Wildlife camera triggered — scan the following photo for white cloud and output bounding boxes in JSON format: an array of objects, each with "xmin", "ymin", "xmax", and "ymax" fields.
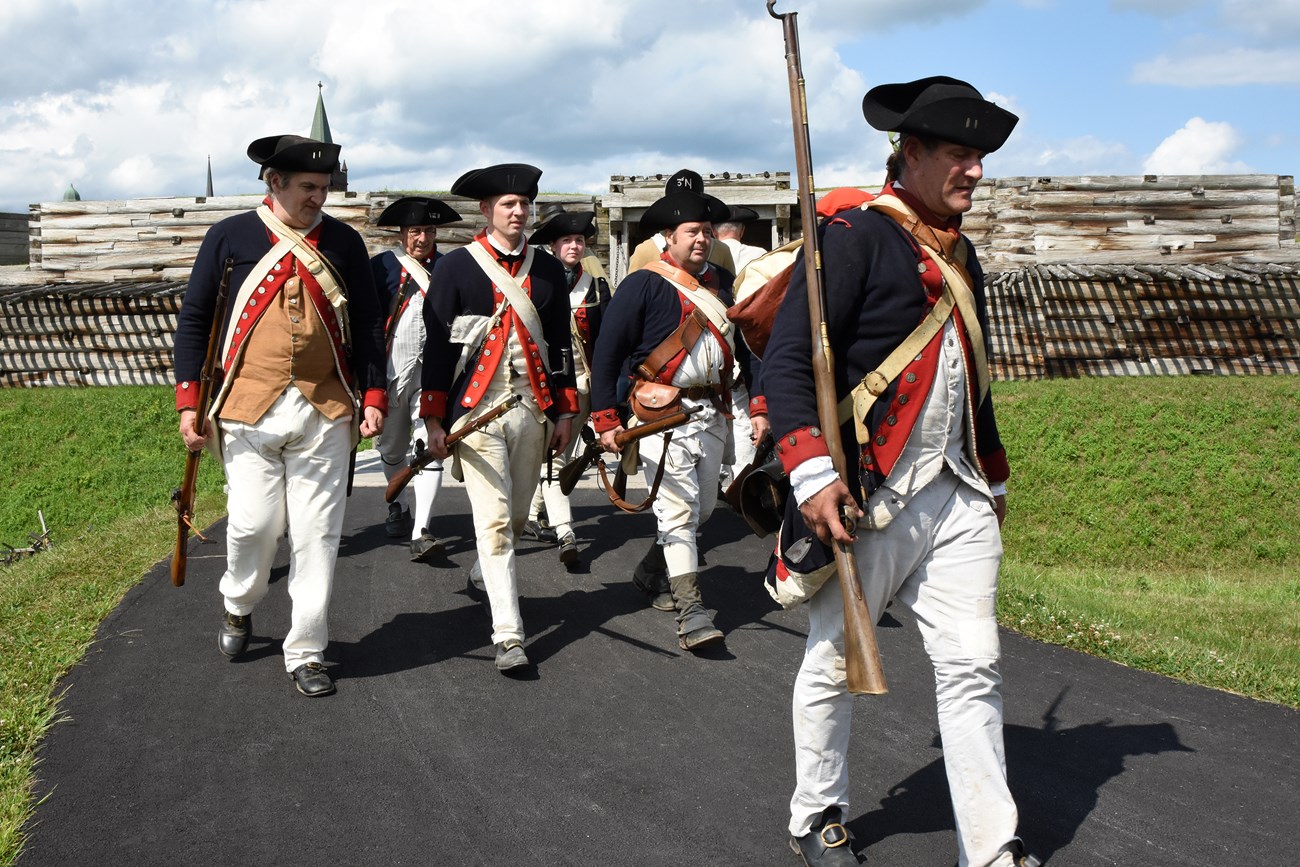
[
  {"xmin": 1142, "ymin": 117, "xmax": 1250, "ymax": 174},
  {"xmin": 1134, "ymin": 46, "xmax": 1300, "ymax": 86},
  {"xmin": 1219, "ymin": 0, "xmax": 1300, "ymax": 44},
  {"xmin": 0, "ymin": 0, "xmax": 889, "ymax": 210}
]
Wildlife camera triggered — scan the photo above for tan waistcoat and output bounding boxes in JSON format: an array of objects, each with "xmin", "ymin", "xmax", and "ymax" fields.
[{"xmin": 219, "ymin": 274, "xmax": 352, "ymax": 424}]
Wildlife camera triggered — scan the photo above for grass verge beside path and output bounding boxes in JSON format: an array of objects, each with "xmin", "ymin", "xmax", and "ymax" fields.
[
  {"xmin": 0, "ymin": 386, "xmax": 225, "ymax": 866},
  {"xmin": 0, "ymin": 377, "xmax": 1297, "ymax": 866},
  {"xmin": 995, "ymin": 375, "xmax": 1299, "ymax": 707}
]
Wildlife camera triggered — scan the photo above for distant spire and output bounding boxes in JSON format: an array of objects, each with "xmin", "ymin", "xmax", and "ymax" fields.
[
  {"xmin": 63, "ymin": 183, "xmax": 81, "ymax": 202},
  {"xmin": 311, "ymin": 81, "xmax": 333, "ymax": 144},
  {"xmin": 206, "ymin": 155, "xmax": 214, "ymax": 197}
]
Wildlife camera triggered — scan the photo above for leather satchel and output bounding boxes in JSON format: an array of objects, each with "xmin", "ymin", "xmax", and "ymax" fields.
[{"xmin": 628, "ymin": 378, "xmax": 683, "ymax": 423}]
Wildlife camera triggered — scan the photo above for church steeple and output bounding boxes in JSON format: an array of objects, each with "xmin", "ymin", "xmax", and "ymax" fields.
[
  {"xmin": 309, "ymin": 82, "xmax": 347, "ymax": 192},
  {"xmin": 311, "ymin": 81, "xmax": 333, "ymax": 143}
]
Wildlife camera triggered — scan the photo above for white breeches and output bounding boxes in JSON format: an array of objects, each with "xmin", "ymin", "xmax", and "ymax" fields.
[
  {"xmin": 637, "ymin": 414, "xmax": 727, "ymax": 578},
  {"xmin": 218, "ymin": 387, "xmax": 352, "ymax": 672},
  {"xmin": 379, "ymin": 377, "xmax": 443, "ymax": 539},
  {"xmin": 459, "ymin": 381, "xmax": 548, "ymax": 645},
  {"xmin": 789, "ymin": 470, "xmax": 1019, "ymax": 867},
  {"xmin": 529, "ymin": 391, "xmax": 591, "ymax": 536}
]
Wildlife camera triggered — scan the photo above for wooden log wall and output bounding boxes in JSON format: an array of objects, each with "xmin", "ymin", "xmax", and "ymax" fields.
[
  {"xmin": 0, "ymin": 213, "xmax": 27, "ymax": 265},
  {"xmin": 3, "ymin": 176, "xmax": 1298, "ymax": 387},
  {"xmin": 986, "ymin": 262, "xmax": 1300, "ymax": 379},
  {"xmin": 0, "ymin": 281, "xmax": 183, "ymax": 387},
  {"xmin": 27, "ymin": 192, "xmax": 601, "ymax": 283},
  {"xmin": 4, "ymin": 191, "xmax": 601, "ymax": 387},
  {"xmin": 964, "ymin": 175, "xmax": 1297, "ymax": 267}
]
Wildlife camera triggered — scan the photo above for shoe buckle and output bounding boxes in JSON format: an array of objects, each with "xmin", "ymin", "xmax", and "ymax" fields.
[{"xmin": 819, "ymin": 822, "xmax": 849, "ymax": 849}]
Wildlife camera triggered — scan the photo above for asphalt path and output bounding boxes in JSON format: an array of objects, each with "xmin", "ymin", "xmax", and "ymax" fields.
[{"xmin": 21, "ymin": 452, "xmax": 1300, "ymax": 866}]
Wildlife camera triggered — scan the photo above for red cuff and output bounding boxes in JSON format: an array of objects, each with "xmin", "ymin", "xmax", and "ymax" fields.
[
  {"xmin": 979, "ymin": 447, "xmax": 1010, "ymax": 485},
  {"xmin": 774, "ymin": 425, "xmax": 831, "ymax": 475},
  {"xmin": 748, "ymin": 395, "xmax": 767, "ymax": 416},
  {"xmin": 590, "ymin": 407, "xmax": 622, "ymax": 433},
  {"xmin": 362, "ymin": 388, "xmax": 388, "ymax": 416},
  {"xmin": 419, "ymin": 390, "xmax": 447, "ymax": 419},
  {"xmin": 175, "ymin": 381, "xmax": 200, "ymax": 412},
  {"xmin": 556, "ymin": 386, "xmax": 581, "ymax": 417}
]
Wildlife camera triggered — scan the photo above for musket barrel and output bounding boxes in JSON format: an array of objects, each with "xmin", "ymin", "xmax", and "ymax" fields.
[{"xmin": 770, "ymin": 3, "xmax": 887, "ymax": 695}]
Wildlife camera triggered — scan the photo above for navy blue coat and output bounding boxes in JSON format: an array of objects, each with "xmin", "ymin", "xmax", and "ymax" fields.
[
  {"xmin": 173, "ymin": 210, "xmax": 385, "ymax": 398},
  {"xmin": 762, "ymin": 205, "xmax": 1008, "ymax": 495},
  {"xmin": 419, "ymin": 242, "xmax": 576, "ymax": 426},
  {"xmin": 589, "ymin": 264, "xmax": 758, "ymax": 420}
]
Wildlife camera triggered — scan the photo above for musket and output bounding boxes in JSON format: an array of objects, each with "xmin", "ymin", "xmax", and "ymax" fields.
[
  {"xmin": 557, "ymin": 405, "xmax": 702, "ymax": 496},
  {"xmin": 384, "ymin": 393, "xmax": 522, "ymax": 503},
  {"xmin": 768, "ymin": 0, "xmax": 887, "ymax": 695},
  {"xmin": 170, "ymin": 257, "xmax": 234, "ymax": 588}
]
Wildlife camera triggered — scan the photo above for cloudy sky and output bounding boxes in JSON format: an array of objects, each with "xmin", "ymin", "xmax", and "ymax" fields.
[{"xmin": 0, "ymin": 0, "xmax": 1296, "ymax": 213}]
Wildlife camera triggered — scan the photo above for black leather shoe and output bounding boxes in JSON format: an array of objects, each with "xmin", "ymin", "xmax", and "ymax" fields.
[
  {"xmin": 495, "ymin": 640, "xmax": 530, "ymax": 672},
  {"xmin": 217, "ymin": 611, "xmax": 251, "ymax": 658},
  {"xmin": 385, "ymin": 503, "xmax": 413, "ymax": 538},
  {"xmin": 410, "ymin": 533, "xmax": 445, "ymax": 563},
  {"xmin": 521, "ymin": 520, "xmax": 558, "ymax": 544},
  {"xmin": 789, "ymin": 807, "xmax": 859, "ymax": 866},
  {"xmin": 290, "ymin": 662, "xmax": 336, "ymax": 697},
  {"xmin": 557, "ymin": 532, "xmax": 579, "ymax": 565}
]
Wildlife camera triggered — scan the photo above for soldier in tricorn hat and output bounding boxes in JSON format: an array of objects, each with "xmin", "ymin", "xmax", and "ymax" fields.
[
  {"xmin": 626, "ymin": 169, "xmax": 738, "ymax": 276},
  {"xmin": 417, "ymin": 163, "xmax": 579, "ymax": 674},
  {"xmin": 173, "ymin": 134, "xmax": 388, "ymax": 698},
  {"xmin": 590, "ymin": 188, "xmax": 769, "ymax": 652},
  {"xmin": 762, "ymin": 78, "xmax": 1041, "ymax": 866},
  {"xmin": 371, "ymin": 196, "xmax": 460, "ymax": 562},
  {"xmin": 521, "ymin": 206, "xmax": 612, "ymax": 565}
]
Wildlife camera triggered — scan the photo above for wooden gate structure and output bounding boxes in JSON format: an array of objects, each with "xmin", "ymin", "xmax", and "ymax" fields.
[{"xmin": 1, "ymin": 174, "xmax": 1297, "ymax": 387}]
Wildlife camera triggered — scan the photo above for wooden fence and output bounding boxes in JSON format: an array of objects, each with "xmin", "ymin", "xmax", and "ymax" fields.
[
  {"xmin": 24, "ymin": 192, "xmax": 603, "ymax": 281},
  {"xmin": 1, "ymin": 176, "xmax": 1297, "ymax": 387},
  {"xmin": 987, "ymin": 262, "xmax": 1300, "ymax": 379}
]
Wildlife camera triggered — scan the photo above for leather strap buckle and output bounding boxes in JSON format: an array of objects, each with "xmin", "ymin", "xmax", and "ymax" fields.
[{"xmin": 819, "ymin": 822, "xmax": 849, "ymax": 848}]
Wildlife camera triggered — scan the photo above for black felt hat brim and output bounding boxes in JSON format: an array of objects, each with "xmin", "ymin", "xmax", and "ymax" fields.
[
  {"xmin": 725, "ymin": 205, "xmax": 760, "ymax": 223},
  {"xmin": 376, "ymin": 197, "xmax": 461, "ymax": 228},
  {"xmin": 640, "ymin": 192, "xmax": 730, "ymax": 234},
  {"xmin": 451, "ymin": 163, "xmax": 542, "ymax": 201},
  {"xmin": 529, "ymin": 211, "xmax": 596, "ymax": 247},
  {"xmin": 247, "ymin": 135, "xmax": 341, "ymax": 179},
  {"xmin": 862, "ymin": 76, "xmax": 1018, "ymax": 153}
]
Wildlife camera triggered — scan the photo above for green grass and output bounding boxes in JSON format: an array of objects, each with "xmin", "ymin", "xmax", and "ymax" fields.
[
  {"xmin": 994, "ymin": 375, "xmax": 1300, "ymax": 707},
  {"xmin": 0, "ymin": 386, "xmax": 224, "ymax": 866},
  {"xmin": 0, "ymin": 377, "xmax": 1298, "ymax": 865}
]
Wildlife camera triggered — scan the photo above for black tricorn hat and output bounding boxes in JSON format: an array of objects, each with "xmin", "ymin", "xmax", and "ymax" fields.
[
  {"xmin": 862, "ymin": 76, "xmax": 1018, "ymax": 153},
  {"xmin": 376, "ymin": 196, "xmax": 460, "ymax": 228},
  {"xmin": 529, "ymin": 209, "xmax": 596, "ymax": 247},
  {"xmin": 665, "ymin": 168, "xmax": 704, "ymax": 194},
  {"xmin": 247, "ymin": 134, "xmax": 341, "ymax": 179},
  {"xmin": 451, "ymin": 163, "xmax": 542, "ymax": 201},
  {"xmin": 725, "ymin": 205, "xmax": 760, "ymax": 223},
  {"xmin": 640, "ymin": 191, "xmax": 730, "ymax": 234}
]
